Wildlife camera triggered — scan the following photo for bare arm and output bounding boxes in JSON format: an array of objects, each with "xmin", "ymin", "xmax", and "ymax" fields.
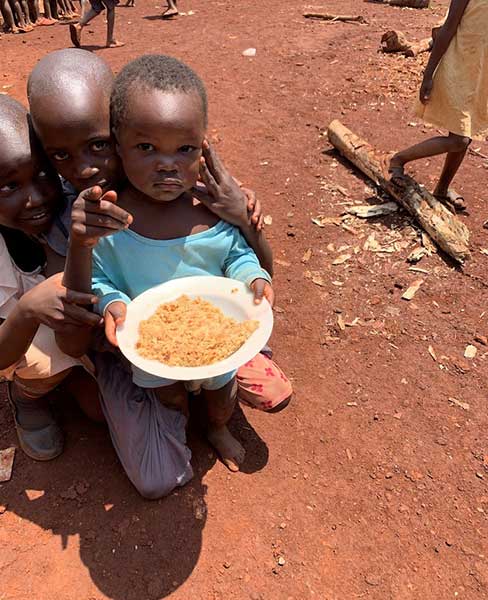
[
  {"xmin": 56, "ymin": 186, "xmax": 132, "ymax": 357},
  {"xmin": 0, "ymin": 308, "xmax": 39, "ymax": 370},
  {"xmin": 423, "ymin": 0, "xmax": 471, "ymax": 80}
]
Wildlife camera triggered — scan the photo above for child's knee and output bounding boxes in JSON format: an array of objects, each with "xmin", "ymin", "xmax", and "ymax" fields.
[{"xmin": 450, "ymin": 134, "xmax": 471, "ymax": 152}]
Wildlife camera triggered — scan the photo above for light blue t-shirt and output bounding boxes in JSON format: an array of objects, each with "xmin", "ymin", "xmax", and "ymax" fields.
[{"xmin": 92, "ymin": 220, "xmax": 270, "ymax": 314}]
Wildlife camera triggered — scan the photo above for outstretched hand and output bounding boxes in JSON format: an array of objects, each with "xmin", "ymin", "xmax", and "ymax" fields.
[
  {"xmin": 250, "ymin": 278, "xmax": 274, "ymax": 306},
  {"xmin": 71, "ymin": 186, "xmax": 133, "ymax": 248},
  {"xmin": 104, "ymin": 301, "xmax": 127, "ymax": 346},
  {"xmin": 193, "ymin": 139, "xmax": 264, "ymax": 230}
]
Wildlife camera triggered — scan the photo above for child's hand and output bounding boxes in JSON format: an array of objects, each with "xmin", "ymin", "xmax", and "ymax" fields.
[
  {"xmin": 71, "ymin": 186, "xmax": 133, "ymax": 248},
  {"xmin": 193, "ymin": 140, "xmax": 264, "ymax": 231},
  {"xmin": 104, "ymin": 301, "xmax": 127, "ymax": 346},
  {"xmin": 419, "ymin": 75, "xmax": 433, "ymax": 104},
  {"xmin": 18, "ymin": 273, "xmax": 101, "ymax": 331},
  {"xmin": 250, "ymin": 278, "xmax": 274, "ymax": 306}
]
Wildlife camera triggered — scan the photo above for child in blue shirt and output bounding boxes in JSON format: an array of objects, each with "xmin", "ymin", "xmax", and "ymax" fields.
[{"xmin": 67, "ymin": 55, "xmax": 274, "ymax": 473}]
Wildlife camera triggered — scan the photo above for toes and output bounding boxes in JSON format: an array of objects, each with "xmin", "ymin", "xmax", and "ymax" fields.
[{"xmin": 223, "ymin": 458, "xmax": 240, "ymax": 472}]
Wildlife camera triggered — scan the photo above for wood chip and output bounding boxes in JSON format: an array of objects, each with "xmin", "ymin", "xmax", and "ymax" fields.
[
  {"xmin": 263, "ymin": 215, "xmax": 273, "ymax": 226},
  {"xmin": 312, "ymin": 275, "xmax": 326, "ymax": 287},
  {"xmin": 346, "ymin": 202, "xmax": 398, "ymax": 218},
  {"xmin": 407, "ymin": 247, "xmax": 427, "ymax": 264},
  {"xmin": 337, "ymin": 314, "xmax": 346, "ymax": 331},
  {"xmin": 448, "ymin": 397, "xmax": 470, "ymax": 410},
  {"xmin": 428, "ymin": 345, "xmax": 437, "ymax": 361},
  {"xmin": 332, "ymin": 254, "xmax": 351, "ymax": 266},
  {"xmin": 312, "ymin": 215, "xmax": 342, "ymax": 228},
  {"xmin": 464, "ymin": 344, "xmax": 477, "ymax": 359},
  {"xmin": 275, "ymin": 259, "xmax": 291, "ymax": 267},
  {"xmin": 0, "ymin": 447, "xmax": 15, "ymax": 482},
  {"xmin": 301, "ymin": 248, "xmax": 312, "ymax": 263},
  {"xmin": 402, "ymin": 279, "xmax": 423, "ymax": 300},
  {"xmin": 408, "ymin": 267, "xmax": 430, "ymax": 274},
  {"xmin": 421, "ymin": 232, "xmax": 437, "ymax": 254},
  {"xmin": 346, "ymin": 448, "xmax": 353, "ymax": 461}
]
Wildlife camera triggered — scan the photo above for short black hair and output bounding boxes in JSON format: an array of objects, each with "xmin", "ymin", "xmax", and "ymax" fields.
[{"xmin": 110, "ymin": 54, "xmax": 208, "ymax": 130}]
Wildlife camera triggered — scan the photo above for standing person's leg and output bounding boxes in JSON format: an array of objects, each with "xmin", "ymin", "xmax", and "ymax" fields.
[
  {"xmin": 18, "ymin": 0, "xmax": 33, "ymax": 25},
  {"xmin": 162, "ymin": 0, "xmax": 177, "ymax": 18},
  {"xmin": 433, "ymin": 132, "xmax": 471, "ymax": 210},
  {"xmin": 0, "ymin": 0, "xmax": 19, "ymax": 31},
  {"xmin": 38, "ymin": 0, "xmax": 57, "ymax": 22},
  {"xmin": 8, "ymin": 0, "xmax": 32, "ymax": 30},
  {"xmin": 26, "ymin": 0, "xmax": 39, "ymax": 23},
  {"xmin": 203, "ymin": 376, "xmax": 245, "ymax": 472},
  {"xmin": 69, "ymin": 0, "xmax": 99, "ymax": 46},
  {"xmin": 105, "ymin": 3, "xmax": 123, "ymax": 47}
]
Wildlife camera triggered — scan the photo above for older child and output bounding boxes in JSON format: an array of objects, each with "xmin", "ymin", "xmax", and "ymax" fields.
[
  {"xmin": 28, "ymin": 48, "xmax": 292, "ymax": 416},
  {"xmin": 0, "ymin": 95, "xmax": 102, "ymax": 461},
  {"xmin": 389, "ymin": 0, "xmax": 488, "ymax": 211}
]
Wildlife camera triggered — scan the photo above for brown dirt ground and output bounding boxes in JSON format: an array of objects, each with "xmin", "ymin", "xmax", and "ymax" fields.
[{"xmin": 1, "ymin": 0, "xmax": 488, "ymax": 598}]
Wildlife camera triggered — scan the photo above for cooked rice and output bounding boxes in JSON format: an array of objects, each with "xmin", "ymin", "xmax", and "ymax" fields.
[{"xmin": 136, "ymin": 295, "xmax": 259, "ymax": 366}]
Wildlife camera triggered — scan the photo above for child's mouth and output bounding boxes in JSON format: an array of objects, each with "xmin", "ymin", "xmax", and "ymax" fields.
[{"xmin": 20, "ymin": 209, "xmax": 51, "ymax": 223}]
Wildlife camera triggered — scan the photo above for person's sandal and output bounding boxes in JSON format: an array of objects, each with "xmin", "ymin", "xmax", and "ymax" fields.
[{"xmin": 6, "ymin": 382, "xmax": 64, "ymax": 461}]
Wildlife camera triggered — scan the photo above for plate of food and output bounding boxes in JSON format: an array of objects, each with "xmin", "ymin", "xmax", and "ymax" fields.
[{"xmin": 116, "ymin": 276, "xmax": 274, "ymax": 381}]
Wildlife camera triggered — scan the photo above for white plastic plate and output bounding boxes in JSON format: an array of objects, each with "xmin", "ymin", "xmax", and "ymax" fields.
[{"xmin": 116, "ymin": 276, "xmax": 274, "ymax": 380}]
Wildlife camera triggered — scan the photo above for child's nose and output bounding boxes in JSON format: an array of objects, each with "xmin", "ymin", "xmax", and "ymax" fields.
[
  {"xmin": 26, "ymin": 186, "xmax": 45, "ymax": 208},
  {"xmin": 156, "ymin": 155, "xmax": 177, "ymax": 171}
]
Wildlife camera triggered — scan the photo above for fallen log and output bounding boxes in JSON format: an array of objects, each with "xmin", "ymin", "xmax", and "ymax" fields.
[
  {"xmin": 303, "ymin": 11, "xmax": 367, "ymax": 23},
  {"xmin": 383, "ymin": 0, "xmax": 430, "ymax": 7},
  {"xmin": 327, "ymin": 120, "xmax": 470, "ymax": 263},
  {"xmin": 381, "ymin": 30, "xmax": 433, "ymax": 57}
]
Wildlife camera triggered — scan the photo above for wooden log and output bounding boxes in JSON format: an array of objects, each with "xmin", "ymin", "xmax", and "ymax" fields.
[
  {"xmin": 303, "ymin": 11, "xmax": 367, "ymax": 23},
  {"xmin": 327, "ymin": 120, "xmax": 470, "ymax": 263},
  {"xmin": 386, "ymin": 0, "xmax": 430, "ymax": 7},
  {"xmin": 381, "ymin": 30, "xmax": 432, "ymax": 57}
]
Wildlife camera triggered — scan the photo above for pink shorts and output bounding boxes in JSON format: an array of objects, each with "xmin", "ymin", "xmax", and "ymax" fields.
[{"xmin": 236, "ymin": 352, "xmax": 292, "ymax": 411}]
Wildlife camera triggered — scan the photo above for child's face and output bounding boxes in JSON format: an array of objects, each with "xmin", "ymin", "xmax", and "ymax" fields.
[
  {"xmin": 31, "ymin": 94, "xmax": 122, "ymax": 194},
  {"xmin": 116, "ymin": 89, "xmax": 205, "ymax": 203},
  {"xmin": 0, "ymin": 132, "xmax": 61, "ymax": 236}
]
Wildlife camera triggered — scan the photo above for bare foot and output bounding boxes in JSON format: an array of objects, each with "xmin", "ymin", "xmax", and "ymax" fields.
[
  {"xmin": 18, "ymin": 24, "xmax": 34, "ymax": 32},
  {"xmin": 69, "ymin": 22, "xmax": 81, "ymax": 46},
  {"xmin": 162, "ymin": 6, "xmax": 178, "ymax": 18},
  {"xmin": 106, "ymin": 39, "xmax": 125, "ymax": 47},
  {"xmin": 207, "ymin": 425, "xmax": 245, "ymax": 472}
]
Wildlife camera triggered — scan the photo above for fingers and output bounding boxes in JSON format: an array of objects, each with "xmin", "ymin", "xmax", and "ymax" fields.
[
  {"xmin": 72, "ymin": 200, "xmax": 132, "ymax": 227},
  {"xmin": 201, "ymin": 139, "xmax": 224, "ymax": 184},
  {"xmin": 199, "ymin": 156, "xmax": 219, "ymax": 196},
  {"xmin": 64, "ymin": 289, "xmax": 99, "ymax": 306},
  {"xmin": 63, "ymin": 303, "xmax": 102, "ymax": 326},
  {"xmin": 251, "ymin": 279, "xmax": 266, "ymax": 304},
  {"xmin": 104, "ymin": 311, "xmax": 118, "ymax": 346},
  {"xmin": 243, "ymin": 187, "xmax": 256, "ymax": 213},
  {"xmin": 264, "ymin": 285, "xmax": 275, "ymax": 307},
  {"xmin": 105, "ymin": 302, "xmax": 127, "ymax": 346}
]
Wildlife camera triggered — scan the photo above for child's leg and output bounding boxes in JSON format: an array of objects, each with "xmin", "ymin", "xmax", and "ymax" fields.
[
  {"xmin": 94, "ymin": 352, "xmax": 193, "ymax": 499},
  {"xmin": 390, "ymin": 133, "xmax": 471, "ymax": 177},
  {"xmin": 204, "ymin": 377, "xmax": 245, "ymax": 472},
  {"xmin": 162, "ymin": 0, "xmax": 177, "ymax": 18},
  {"xmin": 433, "ymin": 133, "xmax": 471, "ymax": 208},
  {"xmin": 8, "ymin": 0, "xmax": 32, "ymax": 29},
  {"xmin": 27, "ymin": 0, "xmax": 38, "ymax": 22},
  {"xmin": 105, "ymin": 4, "xmax": 123, "ymax": 47},
  {"xmin": 237, "ymin": 352, "xmax": 293, "ymax": 413},
  {"xmin": 0, "ymin": 0, "xmax": 19, "ymax": 31},
  {"xmin": 69, "ymin": 2, "xmax": 98, "ymax": 46},
  {"xmin": 154, "ymin": 382, "xmax": 189, "ymax": 416}
]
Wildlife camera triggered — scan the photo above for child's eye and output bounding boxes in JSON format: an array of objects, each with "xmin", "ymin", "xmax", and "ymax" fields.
[
  {"xmin": 91, "ymin": 140, "xmax": 110, "ymax": 153},
  {"xmin": 137, "ymin": 143, "xmax": 155, "ymax": 152},
  {"xmin": 52, "ymin": 151, "xmax": 69, "ymax": 162},
  {"xmin": 0, "ymin": 182, "xmax": 17, "ymax": 193},
  {"xmin": 179, "ymin": 145, "xmax": 197, "ymax": 154}
]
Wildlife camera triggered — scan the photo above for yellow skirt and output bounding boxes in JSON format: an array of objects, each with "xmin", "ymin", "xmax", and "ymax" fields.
[{"xmin": 415, "ymin": 0, "xmax": 488, "ymax": 140}]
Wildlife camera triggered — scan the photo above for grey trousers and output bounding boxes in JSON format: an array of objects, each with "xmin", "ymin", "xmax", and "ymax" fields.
[{"xmin": 94, "ymin": 352, "xmax": 193, "ymax": 499}]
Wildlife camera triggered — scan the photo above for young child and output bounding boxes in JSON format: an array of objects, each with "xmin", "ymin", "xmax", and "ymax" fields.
[
  {"xmin": 28, "ymin": 48, "xmax": 292, "ymax": 416},
  {"xmin": 389, "ymin": 0, "xmax": 488, "ymax": 211},
  {"xmin": 69, "ymin": 0, "xmax": 123, "ymax": 48},
  {"xmin": 67, "ymin": 54, "xmax": 275, "ymax": 473},
  {"xmin": 0, "ymin": 95, "xmax": 102, "ymax": 461}
]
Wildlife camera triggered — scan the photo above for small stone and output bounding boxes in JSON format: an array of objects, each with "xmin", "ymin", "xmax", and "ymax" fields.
[
  {"xmin": 223, "ymin": 561, "xmax": 231, "ymax": 569},
  {"xmin": 25, "ymin": 489, "xmax": 45, "ymax": 501},
  {"xmin": 476, "ymin": 472, "xmax": 484, "ymax": 480},
  {"xmin": 365, "ymin": 574, "xmax": 381, "ymax": 586},
  {"xmin": 277, "ymin": 556, "xmax": 286, "ymax": 566},
  {"xmin": 242, "ymin": 47, "xmax": 257, "ymax": 57},
  {"xmin": 279, "ymin": 522, "xmax": 287, "ymax": 529},
  {"xmin": 385, "ymin": 472, "xmax": 393, "ymax": 479}
]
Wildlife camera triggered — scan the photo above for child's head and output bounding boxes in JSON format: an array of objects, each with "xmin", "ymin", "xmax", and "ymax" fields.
[
  {"xmin": 110, "ymin": 54, "xmax": 208, "ymax": 203},
  {"xmin": 27, "ymin": 49, "xmax": 122, "ymax": 194},
  {"xmin": 0, "ymin": 96, "xmax": 61, "ymax": 236}
]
